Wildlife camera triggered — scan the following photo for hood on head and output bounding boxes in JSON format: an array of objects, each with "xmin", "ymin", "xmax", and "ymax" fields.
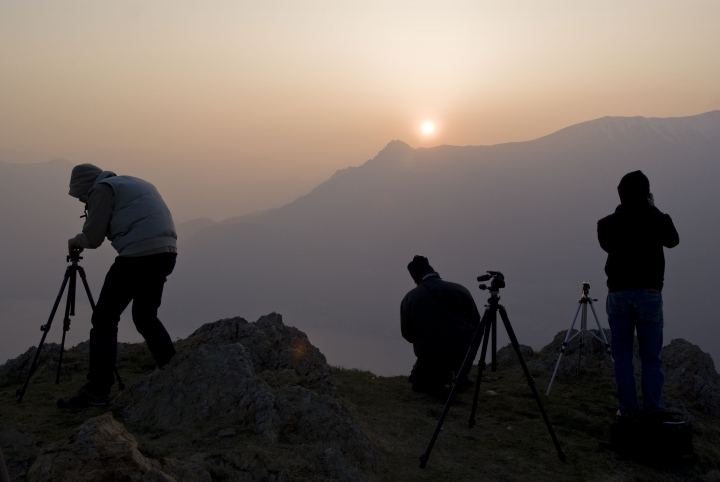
[
  {"xmin": 618, "ymin": 170, "xmax": 650, "ymax": 205},
  {"xmin": 407, "ymin": 255, "xmax": 437, "ymax": 284},
  {"xmin": 68, "ymin": 164, "xmax": 103, "ymax": 199}
]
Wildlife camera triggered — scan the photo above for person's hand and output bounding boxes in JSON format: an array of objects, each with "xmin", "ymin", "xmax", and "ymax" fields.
[
  {"xmin": 68, "ymin": 239, "xmax": 84, "ymax": 255},
  {"xmin": 647, "ymin": 192, "xmax": 655, "ymax": 207}
]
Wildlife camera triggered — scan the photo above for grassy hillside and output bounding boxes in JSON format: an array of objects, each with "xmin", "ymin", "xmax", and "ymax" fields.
[{"xmin": 2, "ymin": 340, "xmax": 719, "ymax": 481}]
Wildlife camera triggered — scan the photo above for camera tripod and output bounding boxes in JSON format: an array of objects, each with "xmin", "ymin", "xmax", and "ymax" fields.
[
  {"xmin": 545, "ymin": 282, "xmax": 610, "ymax": 396},
  {"xmin": 16, "ymin": 250, "xmax": 124, "ymax": 402},
  {"xmin": 419, "ymin": 272, "xmax": 566, "ymax": 468}
]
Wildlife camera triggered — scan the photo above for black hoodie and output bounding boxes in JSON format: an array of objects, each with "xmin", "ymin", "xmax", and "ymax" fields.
[{"xmin": 597, "ymin": 173, "xmax": 679, "ymax": 292}]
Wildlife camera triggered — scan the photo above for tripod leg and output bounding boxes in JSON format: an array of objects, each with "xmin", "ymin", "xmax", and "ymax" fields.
[
  {"xmin": 78, "ymin": 266, "xmax": 96, "ymax": 309},
  {"xmin": 17, "ymin": 268, "xmax": 71, "ymax": 402},
  {"xmin": 498, "ymin": 306, "xmax": 566, "ymax": 462},
  {"xmin": 588, "ymin": 301, "xmax": 611, "ymax": 354},
  {"xmin": 491, "ymin": 315, "xmax": 497, "ymax": 372},
  {"xmin": 469, "ymin": 318, "xmax": 492, "ymax": 428},
  {"xmin": 56, "ymin": 268, "xmax": 77, "ymax": 384},
  {"xmin": 578, "ymin": 303, "xmax": 587, "ymax": 379},
  {"xmin": 55, "ymin": 287, "xmax": 73, "ymax": 384},
  {"xmin": 546, "ymin": 303, "xmax": 581, "ymax": 396},
  {"xmin": 419, "ymin": 304, "xmax": 493, "ymax": 468}
]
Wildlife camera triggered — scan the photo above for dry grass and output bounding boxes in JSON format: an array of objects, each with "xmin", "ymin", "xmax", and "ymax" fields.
[
  {"xmin": 1, "ymin": 345, "xmax": 719, "ymax": 481},
  {"xmin": 331, "ymin": 364, "xmax": 720, "ymax": 482}
]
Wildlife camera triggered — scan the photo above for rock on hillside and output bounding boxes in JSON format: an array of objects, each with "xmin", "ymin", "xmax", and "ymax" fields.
[
  {"xmin": 2, "ymin": 313, "xmax": 376, "ymax": 482},
  {"xmin": 26, "ymin": 413, "xmax": 210, "ymax": 482},
  {"xmin": 112, "ymin": 313, "xmax": 375, "ymax": 481},
  {"xmin": 662, "ymin": 339, "xmax": 720, "ymax": 415},
  {"xmin": 1, "ymin": 341, "xmax": 151, "ymax": 384},
  {"xmin": 515, "ymin": 330, "xmax": 720, "ymax": 416}
]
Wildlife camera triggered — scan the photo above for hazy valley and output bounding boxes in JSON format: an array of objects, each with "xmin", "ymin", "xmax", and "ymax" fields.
[{"xmin": 2, "ymin": 112, "xmax": 720, "ymax": 375}]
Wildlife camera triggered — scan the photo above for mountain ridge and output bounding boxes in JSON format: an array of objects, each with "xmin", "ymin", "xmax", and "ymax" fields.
[
  {"xmin": 166, "ymin": 110, "xmax": 720, "ymax": 374},
  {"xmin": 213, "ymin": 110, "xmax": 720, "ymax": 230}
]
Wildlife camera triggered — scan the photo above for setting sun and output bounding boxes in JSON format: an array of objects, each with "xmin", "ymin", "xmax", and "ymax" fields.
[{"xmin": 421, "ymin": 122, "xmax": 435, "ymax": 135}]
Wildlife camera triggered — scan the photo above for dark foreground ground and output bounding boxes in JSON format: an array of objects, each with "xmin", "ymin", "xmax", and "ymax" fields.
[
  {"xmin": 332, "ymin": 364, "xmax": 720, "ymax": 482},
  {"xmin": 1, "ymin": 345, "xmax": 719, "ymax": 481}
]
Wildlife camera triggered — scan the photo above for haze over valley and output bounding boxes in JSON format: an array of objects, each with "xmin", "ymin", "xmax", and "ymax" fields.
[
  {"xmin": 2, "ymin": 112, "xmax": 719, "ymax": 375},
  {"xmin": 2, "ymin": 0, "xmax": 720, "ymax": 378}
]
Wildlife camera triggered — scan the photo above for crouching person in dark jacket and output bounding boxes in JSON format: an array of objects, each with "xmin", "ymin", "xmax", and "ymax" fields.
[
  {"xmin": 401, "ymin": 256, "xmax": 481, "ymax": 397},
  {"xmin": 58, "ymin": 163, "xmax": 178, "ymax": 408},
  {"xmin": 598, "ymin": 171, "xmax": 679, "ymax": 416}
]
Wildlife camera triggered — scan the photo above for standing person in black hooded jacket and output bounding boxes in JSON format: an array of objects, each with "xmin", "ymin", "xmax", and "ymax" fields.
[
  {"xmin": 401, "ymin": 256, "xmax": 480, "ymax": 396},
  {"xmin": 597, "ymin": 170, "xmax": 679, "ymax": 416}
]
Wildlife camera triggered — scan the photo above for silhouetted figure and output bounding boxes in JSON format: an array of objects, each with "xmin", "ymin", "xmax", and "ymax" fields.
[
  {"xmin": 58, "ymin": 164, "xmax": 178, "ymax": 408},
  {"xmin": 401, "ymin": 256, "xmax": 480, "ymax": 396},
  {"xmin": 598, "ymin": 170, "xmax": 679, "ymax": 415}
]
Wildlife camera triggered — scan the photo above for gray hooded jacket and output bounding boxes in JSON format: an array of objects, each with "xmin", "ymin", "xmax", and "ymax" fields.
[{"xmin": 69, "ymin": 165, "xmax": 177, "ymax": 257}]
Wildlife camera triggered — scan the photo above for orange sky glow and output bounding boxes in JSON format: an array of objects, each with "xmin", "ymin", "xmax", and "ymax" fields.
[{"xmin": 1, "ymin": 0, "xmax": 719, "ymax": 220}]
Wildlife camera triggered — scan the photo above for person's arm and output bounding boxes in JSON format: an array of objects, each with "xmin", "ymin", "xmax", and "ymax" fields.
[
  {"xmin": 68, "ymin": 184, "xmax": 114, "ymax": 250},
  {"xmin": 468, "ymin": 297, "xmax": 481, "ymax": 328},
  {"xmin": 597, "ymin": 219, "xmax": 613, "ymax": 253},
  {"xmin": 661, "ymin": 213, "xmax": 679, "ymax": 248},
  {"xmin": 451, "ymin": 286, "xmax": 481, "ymax": 328},
  {"xmin": 400, "ymin": 296, "xmax": 414, "ymax": 342}
]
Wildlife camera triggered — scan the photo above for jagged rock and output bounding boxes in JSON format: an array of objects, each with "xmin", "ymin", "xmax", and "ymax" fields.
[
  {"xmin": 0, "ymin": 426, "xmax": 34, "ymax": 448},
  {"xmin": 114, "ymin": 342, "xmax": 279, "ymax": 438},
  {"xmin": 0, "ymin": 343, "xmax": 62, "ymax": 382},
  {"xmin": 114, "ymin": 313, "xmax": 375, "ymax": 481},
  {"xmin": 662, "ymin": 339, "xmax": 720, "ymax": 415},
  {"xmin": 25, "ymin": 412, "xmax": 211, "ymax": 482},
  {"xmin": 527, "ymin": 329, "xmax": 616, "ymax": 380},
  {"xmin": 525, "ymin": 331, "xmax": 720, "ymax": 416},
  {"xmin": 0, "ymin": 341, "xmax": 150, "ymax": 385},
  {"xmin": 176, "ymin": 313, "xmax": 331, "ymax": 392},
  {"xmin": 495, "ymin": 344, "xmax": 534, "ymax": 367}
]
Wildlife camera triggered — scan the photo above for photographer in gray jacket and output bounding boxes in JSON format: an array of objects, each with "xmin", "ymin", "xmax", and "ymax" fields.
[{"xmin": 58, "ymin": 163, "xmax": 178, "ymax": 408}]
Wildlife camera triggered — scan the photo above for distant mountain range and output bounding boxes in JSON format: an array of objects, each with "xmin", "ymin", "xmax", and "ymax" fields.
[
  {"xmin": 2, "ymin": 112, "xmax": 719, "ymax": 375},
  {"xmin": 166, "ymin": 111, "xmax": 720, "ymax": 374}
]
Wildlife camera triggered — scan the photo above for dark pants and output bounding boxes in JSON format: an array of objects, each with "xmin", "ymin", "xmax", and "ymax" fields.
[
  {"xmin": 606, "ymin": 289, "xmax": 665, "ymax": 415},
  {"xmin": 409, "ymin": 344, "xmax": 469, "ymax": 395},
  {"xmin": 87, "ymin": 253, "xmax": 177, "ymax": 394}
]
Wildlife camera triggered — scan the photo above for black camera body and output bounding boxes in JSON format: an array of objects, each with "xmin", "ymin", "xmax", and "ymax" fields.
[{"xmin": 477, "ymin": 271, "xmax": 505, "ymax": 292}]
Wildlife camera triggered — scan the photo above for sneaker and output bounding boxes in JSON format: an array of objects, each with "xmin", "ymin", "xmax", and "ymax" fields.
[{"xmin": 57, "ymin": 387, "xmax": 110, "ymax": 409}]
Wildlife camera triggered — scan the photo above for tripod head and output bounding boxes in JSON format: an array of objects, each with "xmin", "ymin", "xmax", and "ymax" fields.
[
  {"xmin": 67, "ymin": 248, "xmax": 83, "ymax": 264},
  {"xmin": 580, "ymin": 282, "xmax": 597, "ymax": 302},
  {"xmin": 477, "ymin": 271, "xmax": 505, "ymax": 295}
]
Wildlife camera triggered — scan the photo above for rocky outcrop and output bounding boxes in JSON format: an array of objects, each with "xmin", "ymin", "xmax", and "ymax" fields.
[
  {"xmin": 662, "ymin": 339, "xmax": 720, "ymax": 415},
  {"xmin": 0, "ymin": 340, "xmax": 150, "ymax": 385},
  {"xmin": 113, "ymin": 313, "xmax": 375, "ymax": 481},
  {"xmin": 115, "ymin": 342, "xmax": 279, "ymax": 437},
  {"xmin": 26, "ymin": 413, "xmax": 210, "ymax": 482},
  {"xmin": 495, "ymin": 343, "xmax": 535, "ymax": 368},
  {"xmin": 527, "ymin": 329, "xmax": 615, "ymax": 379},
  {"xmin": 509, "ymin": 330, "xmax": 720, "ymax": 416},
  {"xmin": 0, "ymin": 343, "xmax": 63, "ymax": 382},
  {"xmin": 175, "ymin": 313, "xmax": 332, "ymax": 392}
]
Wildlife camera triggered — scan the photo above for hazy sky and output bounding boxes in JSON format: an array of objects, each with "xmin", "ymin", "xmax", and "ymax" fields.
[{"xmin": 1, "ymin": 0, "xmax": 719, "ymax": 219}]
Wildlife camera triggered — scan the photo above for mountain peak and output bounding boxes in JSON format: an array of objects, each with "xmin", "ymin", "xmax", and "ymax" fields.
[
  {"xmin": 380, "ymin": 139, "xmax": 414, "ymax": 153},
  {"xmin": 361, "ymin": 140, "xmax": 417, "ymax": 170}
]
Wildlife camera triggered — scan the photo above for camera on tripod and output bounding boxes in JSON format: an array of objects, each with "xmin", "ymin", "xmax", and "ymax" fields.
[
  {"xmin": 16, "ymin": 249, "xmax": 125, "ymax": 403},
  {"xmin": 582, "ymin": 282, "xmax": 590, "ymax": 295},
  {"xmin": 419, "ymin": 270, "xmax": 566, "ymax": 468},
  {"xmin": 477, "ymin": 271, "xmax": 505, "ymax": 291},
  {"xmin": 67, "ymin": 247, "xmax": 82, "ymax": 263}
]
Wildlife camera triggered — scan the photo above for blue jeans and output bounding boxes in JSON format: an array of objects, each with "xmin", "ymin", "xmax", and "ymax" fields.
[{"xmin": 606, "ymin": 290, "xmax": 665, "ymax": 415}]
